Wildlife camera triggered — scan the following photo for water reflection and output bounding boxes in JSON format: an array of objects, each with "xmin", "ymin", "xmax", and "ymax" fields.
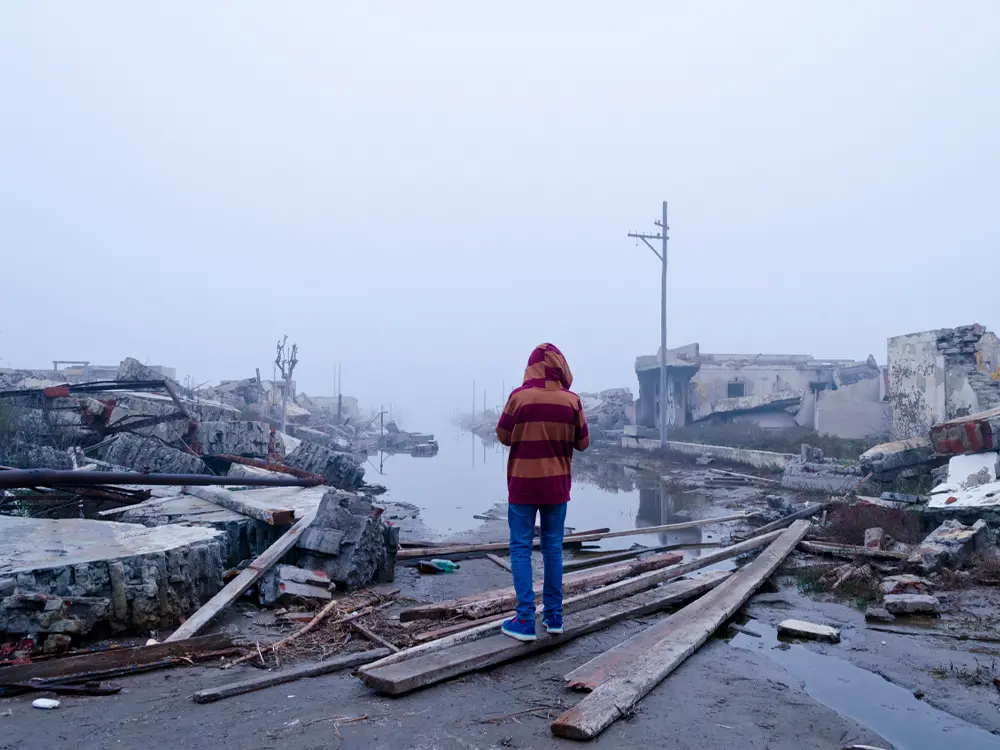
[{"xmin": 637, "ymin": 483, "xmax": 704, "ymax": 547}]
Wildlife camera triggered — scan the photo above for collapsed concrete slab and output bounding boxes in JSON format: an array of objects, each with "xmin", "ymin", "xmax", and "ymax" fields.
[
  {"xmin": 781, "ymin": 459, "xmax": 872, "ymax": 494},
  {"xmin": 907, "ymin": 519, "xmax": 991, "ymax": 572},
  {"xmin": 98, "ymin": 432, "xmax": 209, "ymax": 474},
  {"xmin": 193, "ymin": 420, "xmax": 273, "ymax": 457},
  {"xmin": 285, "ymin": 441, "xmax": 364, "ymax": 489},
  {"xmin": 884, "ymin": 594, "xmax": 939, "ymax": 615},
  {"xmin": 0, "ymin": 516, "xmax": 224, "ymax": 637},
  {"xmin": 297, "ymin": 490, "xmax": 395, "ymax": 590},
  {"xmin": 859, "ymin": 437, "xmax": 937, "ymax": 480}
]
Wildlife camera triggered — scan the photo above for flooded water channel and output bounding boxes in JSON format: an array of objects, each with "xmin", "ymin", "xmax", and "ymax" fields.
[{"xmin": 370, "ymin": 423, "xmax": 727, "ymax": 550}]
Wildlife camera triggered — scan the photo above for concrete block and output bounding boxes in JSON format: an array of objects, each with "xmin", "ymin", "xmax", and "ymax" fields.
[
  {"xmin": 883, "ymin": 594, "xmax": 940, "ymax": 615},
  {"xmin": 880, "ymin": 574, "xmax": 932, "ymax": 596},
  {"xmin": 865, "ymin": 606, "xmax": 896, "ymax": 623},
  {"xmin": 296, "ymin": 490, "xmax": 388, "ymax": 590},
  {"xmin": 194, "ymin": 420, "xmax": 272, "ymax": 457},
  {"xmin": 285, "ymin": 442, "xmax": 364, "ymax": 489},
  {"xmin": 98, "ymin": 432, "xmax": 209, "ymax": 475},
  {"xmin": 860, "ymin": 437, "xmax": 936, "ymax": 480},
  {"xmin": 777, "ymin": 619, "xmax": 841, "ymax": 643},
  {"xmin": 907, "ymin": 519, "xmax": 991, "ymax": 572}
]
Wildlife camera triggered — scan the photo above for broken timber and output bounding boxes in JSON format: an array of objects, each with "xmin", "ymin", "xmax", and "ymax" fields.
[
  {"xmin": 359, "ymin": 571, "xmax": 730, "ymax": 695},
  {"xmin": 398, "ymin": 552, "xmax": 683, "ymax": 623},
  {"xmin": 738, "ymin": 502, "xmax": 829, "ymax": 539},
  {"xmin": 0, "ymin": 634, "xmax": 236, "ymax": 684},
  {"xmin": 368, "ymin": 529, "xmax": 785, "ymax": 668},
  {"xmin": 563, "ymin": 543, "xmax": 705, "ymax": 573},
  {"xmin": 395, "ymin": 513, "xmax": 753, "ymax": 560},
  {"xmin": 798, "ymin": 541, "xmax": 909, "ymax": 562},
  {"xmin": 192, "ymin": 648, "xmax": 390, "ymax": 704},
  {"xmin": 165, "ymin": 508, "xmax": 318, "ymax": 642},
  {"xmin": 551, "ymin": 520, "xmax": 810, "ymax": 741},
  {"xmin": 485, "ymin": 554, "xmax": 512, "ymax": 572},
  {"xmin": 185, "ymin": 485, "xmax": 295, "ymax": 526}
]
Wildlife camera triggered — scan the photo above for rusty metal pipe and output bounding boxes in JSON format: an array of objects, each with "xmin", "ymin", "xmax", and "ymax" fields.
[{"xmin": 0, "ymin": 469, "xmax": 324, "ymax": 490}]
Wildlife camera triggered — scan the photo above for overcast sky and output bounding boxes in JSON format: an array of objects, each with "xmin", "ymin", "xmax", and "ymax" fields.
[{"xmin": 2, "ymin": 2, "xmax": 997, "ymax": 422}]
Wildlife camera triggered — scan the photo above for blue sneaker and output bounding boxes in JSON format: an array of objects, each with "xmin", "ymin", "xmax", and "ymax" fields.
[
  {"xmin": 501, "ymin": 616, "xmax": 536, "ymax": 642},
  {"xmin": 543, "ymin": 613, "xmax": 564, "ymax": 634}
]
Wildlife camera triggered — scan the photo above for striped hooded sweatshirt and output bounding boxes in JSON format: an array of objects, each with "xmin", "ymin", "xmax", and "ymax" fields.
[{"xmin": 495, "ymin": 343, "xmax": 590, "ymax": 505}]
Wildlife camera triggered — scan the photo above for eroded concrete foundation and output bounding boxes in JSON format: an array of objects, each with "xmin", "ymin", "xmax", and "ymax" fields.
[{"xmin": 0, "ymin": 516, "xmax": 224, "ymax": 638}]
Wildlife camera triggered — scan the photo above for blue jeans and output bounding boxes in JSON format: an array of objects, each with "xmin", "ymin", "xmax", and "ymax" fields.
[{"xmin": 508, "ymin": 503, "xmax": 567, "ymax": 621}]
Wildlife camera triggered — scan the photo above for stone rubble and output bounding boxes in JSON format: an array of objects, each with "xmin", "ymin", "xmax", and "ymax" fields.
[{"xmin": 907, "ymin": 519, "xmax": 991, "ymax": 572}]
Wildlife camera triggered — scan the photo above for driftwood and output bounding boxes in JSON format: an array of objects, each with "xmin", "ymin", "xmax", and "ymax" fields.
[{"xmin": 551, "ymin": 521, "xmax": 810, "ymax": 740}]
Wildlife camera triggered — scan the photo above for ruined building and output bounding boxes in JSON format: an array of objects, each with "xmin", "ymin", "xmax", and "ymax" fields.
[
  {"xmin": 633, "ymin": 345, "xmax": 887, "ymax": 439},
  {"xmin": 887, "ymin": 324, "xmax": 1000, "ymax": 441}
]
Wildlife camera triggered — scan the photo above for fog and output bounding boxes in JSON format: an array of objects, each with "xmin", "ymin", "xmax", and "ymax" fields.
[{"xmin": 2, "ymin": 2, "xmax": 997, "ymax": 424}]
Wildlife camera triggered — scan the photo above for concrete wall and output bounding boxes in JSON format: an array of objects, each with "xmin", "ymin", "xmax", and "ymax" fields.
[
  {"xmin": 690, "ymin": 355, "xmax": 858, "ymax": 427},
  {"xmin": 635, "ymin": 367, "xmax": 694, "ymax": 429},
  {"xmin": 814, "ymin": 378, "xmax": 892, "ymax": 439},
  {"xmin": 887, "ymin": 330, "xmax": 947, "ymax": 441},
  {"xmin": 621, "ymin": 435, "xmax": 794, "ymax": 470}
]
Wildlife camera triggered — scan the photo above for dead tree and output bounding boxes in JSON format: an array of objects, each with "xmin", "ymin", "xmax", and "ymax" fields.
[{"xmin": 275, "ymin": 335, "xmax": 299, "ymax": 434}]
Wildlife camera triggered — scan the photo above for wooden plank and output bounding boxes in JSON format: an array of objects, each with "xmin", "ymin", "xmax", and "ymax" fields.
[
  {"xmin": 185, "ymin": 486, "xmax": 295, "ymax": 526},
  {"xmin": 367, "ymin": 530, "xmax": 784, "ymax": 669},
  {"xmin": 0, "ymin": 634, "xmax": 236, "ymax": 684},
  {"xmin": 564, "ymin": 543, "xmax": 695, "ymax": 572},
  {"xmin": 797, "ymin": 540, "xmax": 908, "ymax": 562},
  {"xmin": 165, "ymin": 507, "xmax": 318, "ymax": 642},
  {"xmin": 485, "ymin": 554, "xmax": 512, "ymax": 572},
  {"xmin": 736, "ymin": 502, "xmax": 829, "ymax": 539},
  {"xmin": 396, "ymin": 513, "xmax": 753, "ymax": 560},
  {"xmin": 550, "ymin": 520, "xmax": 810, "ymax": 740},
  {"xmin": 192, "ymin": 648, "xmax": 389, "ymax": 704},
  {"xmin": 351, "ymin": 622, "xmax": 401, "ymax": 652},
  {"xmin": 398, "ymin": 551, "xmax": 683, "ymax": 623},
  {"xmin": 360, "ymin": 571, "xmax": 730, "ymax": 695},
  {"xmin": 706, "ymin": 468, "xmax": 779, "ymax": 484}
]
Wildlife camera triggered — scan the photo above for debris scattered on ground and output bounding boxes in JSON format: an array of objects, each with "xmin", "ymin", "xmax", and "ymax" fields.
[
  {"xmin": 777, "ymin": 619, "xmax": 841, "ymax": 643},
  {"xmin": 883, "ymin": 594, "xmax": 940, "ymax": 615},
  {"xmin": 907, "ymin": 519, "xmax": 992, "ymax": 573}
]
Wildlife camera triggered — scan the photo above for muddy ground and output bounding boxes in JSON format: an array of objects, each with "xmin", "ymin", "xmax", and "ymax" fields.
[{"xmin": 4, "ymin": 454, "xmax": 1000, "ymax": 749}]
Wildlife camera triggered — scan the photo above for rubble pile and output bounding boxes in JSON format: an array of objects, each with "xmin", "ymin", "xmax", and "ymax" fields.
[
  {"xmin": 580, "ymin": 388, "xmax": 635, "ymax": 440},
  {"xmin": 0, "ymin": 356, "xmax": 369, "ymax": 489},
  {"xmin": 297, "ymin": 490, "xmax": 398, "ymax": 590}
]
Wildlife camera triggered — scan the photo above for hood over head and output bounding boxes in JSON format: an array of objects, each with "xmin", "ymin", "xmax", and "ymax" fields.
[{"xmin": 522, "ymin": 343, "xmax": 573, "ymax": 390}]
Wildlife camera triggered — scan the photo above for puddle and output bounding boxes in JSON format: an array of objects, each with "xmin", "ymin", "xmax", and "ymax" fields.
[
  {"xmin": 372, "ymin": 424, "xmax": 739, "ymax": 548},
  {"xmin": 729, "ymin": 622, "xmax": 1000, "ymax": 749}
]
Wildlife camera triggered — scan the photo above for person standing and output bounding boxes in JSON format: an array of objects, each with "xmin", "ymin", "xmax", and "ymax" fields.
[{"xmin": 495, "ymin": 343, "xmax": 590, "ymax": 641}]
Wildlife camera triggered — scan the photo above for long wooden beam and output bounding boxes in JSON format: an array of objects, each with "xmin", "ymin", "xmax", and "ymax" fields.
[
  {"xmin": 192, "ymin": 648, "xmax": 389, "ymax": 704},
  {"xmin": 0, "ymin": 634, "xmax": 236, "ymax": 684},
  {"xmin": 550, "ymin": 520, "xmax": 810, "ymax": 741},
  {"xmin": 398, "ymin": 552, "xmax": 682, "ymax": 623},
  {"xmin": 165, "ymin": 508, "xmax": 317, "ymax": 642},
  {"xmin": 360, "ymin": 572, "xmax": 730, "ymax": 695},
  {"xmin": 363, "ymin": 529, "xmax": 785, "ymax": 672},
  {"xmin": 396, "ymin": 513, "xmax": 754, "ymax": 561}
]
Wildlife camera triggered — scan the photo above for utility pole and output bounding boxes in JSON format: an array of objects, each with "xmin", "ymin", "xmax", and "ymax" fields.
[
  {"xmin": 628, "ymin": 201, "xmax": 669, "ymax": 449},
  {"xmin": 472, "ymin": 380, "xmax": 476, "ymax": 421}
]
